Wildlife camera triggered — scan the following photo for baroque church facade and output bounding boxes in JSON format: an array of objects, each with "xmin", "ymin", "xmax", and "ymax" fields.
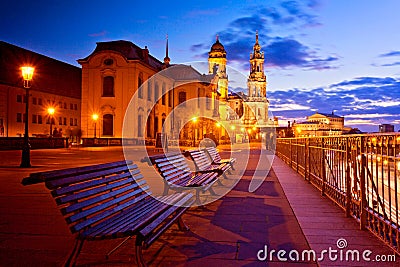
[{"xmin": 208, "ymin": 32, "xmax": 273, "ymax": 141}]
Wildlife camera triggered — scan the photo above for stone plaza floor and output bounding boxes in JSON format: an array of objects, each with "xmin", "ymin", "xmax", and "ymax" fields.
[{"xmin": 0, "ymin": 145, "xmax": 398, "ymax": 266}]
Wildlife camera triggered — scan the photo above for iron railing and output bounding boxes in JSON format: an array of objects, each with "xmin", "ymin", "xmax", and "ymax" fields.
[{"xmin": 276, "ymin": 134, "xmax": 400, "ymax": 254}]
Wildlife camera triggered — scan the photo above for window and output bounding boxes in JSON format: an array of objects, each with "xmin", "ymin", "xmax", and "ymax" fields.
[
  {"xmin": 23, "ymin": 95, "xmax": 27, "ymax": 103},
  {"xmin": 162, "ymin": 83, "xmax": 166, "ymax": 105},
  {"xmin": 168, "ymin": 90, "xmax": 172, "ymax": 107},
  {"xmin": 70, "ymin": 103, "xmax": 73, "ymax": 110},
  {"xmin": 198, "ymin": 88, "xmax": 201, "ymax": 108},
  {"xmin": 103, "ymin": 76, "xmax": 114, "ymax": 97},
  {"xmin": 17, "ymin": 95, "xmax": 22, "ymax": 103},
  {"xmin": 64, "ymin": 102, "xmax": 67, "ymax": 109},
  {"xmin": 70, "ymin": 118, "xmax": 73, "ymax": 126},
  {"xmin": 32, "ymin": 114, "xmax": 37, "ymax": 124},
  {"xmin": 147, "ymin": 80, "xmax": 152, "ymax": 101},
  {"xmin": 59, "ymin": 117, "xmax": 62, "ymax": 125},
  {"xmin": 138, "ymin": 73, "xmax": 143, "ymax": 99},
  {"xmin": 74, "ymin": 103, "xmax": 78, "ymax": 110},
  {"xmin": 178, "ymin": 91, "xmax": 186, "ymax": 106},
  {"xmin": 17, "ymin": 113, "xmax": 22, "ymax": 122},
  {"xmin": 138, "ymin": 115, "xmax": 143, "ymax": 137},
  {"xmin": 206, "ymin": 95, "xmax": 211, "ymax": 110},
  {"xmin": 63, "ymin": 117, "xmax": 67, "ymax": 125},
  {"xmin": 38, "ymin": 98, "xmax": 43, "ymax": 105},
  {"xmin": 103, "ymin": 114, "xmax": 113, "ymax": 136},
  {"xmin": 74, "ymin": 118, "xmax": 77, "ymax": 126},
  {"xmin": 32, "ymin": 97, "xmax": 37, "ymax": 105},
  {"xmin": 154, "ymin": 82, "xmax": 159, "ymax": 103},
  {"xmin": 38, "ymin": 115, "xmax": 42, "ymax": 124},
  {"xmin": 59, "ymin": 101, "xmax": 63, "ymax": 108}
]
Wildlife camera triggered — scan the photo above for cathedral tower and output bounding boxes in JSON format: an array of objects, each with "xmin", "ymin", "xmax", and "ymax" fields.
[
  {"xmin": 208, "ymin": 35, "xmax": 228, "ymax": 100},
  {"xmin": 243, "ymin": 31, "xmax": 269, "ymax": 126},
  {"xmin": 247, "ymin": 31, "xmax": 267, "ymax": 99}
]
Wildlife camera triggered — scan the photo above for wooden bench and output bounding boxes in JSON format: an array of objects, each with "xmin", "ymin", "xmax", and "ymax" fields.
[
  {"xmin": 144, "ymin": 153, "xmax": 221, "ymax": 204},
  {"xmin": 204, "ymin": 146, "xmax": 236, "ymax": 170},
  {"xmin": 184, "ymin": 149, "xmax": 231, "ymax": 178},
  {"xmin": 22, "ymin": 160, "xmax": 194, "ymax": 267}
]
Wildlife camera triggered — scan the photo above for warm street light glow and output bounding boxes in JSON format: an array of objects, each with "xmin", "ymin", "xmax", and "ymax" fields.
[
  {"xmin": 191, "ymin": 117, "xmax": 198, "ymax": 123},
  {"xmin": 20, "ymin": 66, "xmax": 35, "ymax": 168},
  {"xmin": 92, "ymin": 113, "xmax": 99, "ymax": 121},
  {"xmin": 216, "ymin": 122, "xmax": 221, "ymax": 128},
  {"xmin": 252, "ymin": 126, "xmax": 257, "ymax": 131},
  {"xmin": 230, "ymin": 125, "xmax": 235, "ymax": 130},
  {"xmin": 21, "ymin": 66, "xmax": 34, "ymax": 81},
  {"xmin": 240, "ymin": 127, "xmax": 245, "ymax": 132},
  {"xmin": 47, "ymin": 107, "xmax": 55, "ymax": 115}
]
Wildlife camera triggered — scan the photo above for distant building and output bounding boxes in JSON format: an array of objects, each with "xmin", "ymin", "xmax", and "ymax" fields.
[
  {"xmin": 294, "ymin": 112, "xmax": 344, "ymax": 137},
  {"xmin": 78, "ymin": 40, "xmax": 219, "ymax": 142},
  {"xmin": 379, "ymin": 124, "xmax": 394, "ymax": 133},
  {"xmin": 0, "ymin": 41, "xmax": 81, "ymax": 138}
]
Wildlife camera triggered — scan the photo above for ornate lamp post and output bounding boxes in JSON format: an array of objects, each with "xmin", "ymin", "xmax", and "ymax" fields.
[
  {"xmin": 191, "ymin": 117, "xmax": 198, "ymax": 147},
  {"xmin": 47, "ymin": 107, "xmax": 55, "ymax": 137},
  {"xmin": 92, "ymin": 114, "xmax": 99, "ymax": 138},
  {"xmin": 20, "ymin": 66, "xmax": 34, "ymax": 168}
]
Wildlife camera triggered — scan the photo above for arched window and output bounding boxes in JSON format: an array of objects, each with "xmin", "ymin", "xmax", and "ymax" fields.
[
  {"xmin": 154, "ymin": 82, "xmax": 159, "ymax": 103},
  {"xmin": 103, "ymin": 76, "xmax": 114, "ymax": 97},
  {"xmin": 147, "ymin": 80, "xmax": 152, "ymax": 101},
  {"xmin": 178, "ymin": 91, "xmax": 186, "ymax": 106},
  {"xmin": 138, "ymin": 73, "xmax": 143, "ymax": 99},
  {"xmin": 162, "ymin": 83, "xmax": 166, "ymax": 105},
  {"xmin": 103, "ymin": 114, "xmax": 113, "ymax": 136}
]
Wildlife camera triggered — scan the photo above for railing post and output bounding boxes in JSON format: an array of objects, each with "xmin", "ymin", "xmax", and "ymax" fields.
[
  {"xmin": 359, "ymin": 136, "xmax": 367, "ymax": 230},
  {"xmin": 289, "ymin": 139, "xmax": 293, "ymax": 168},
  {"xmin": 304, "ymin": 138, "xmax": 308, "ymax": 180},
  {"xmin": 345, "ymin": 137, "xmax": 351, "ymax": 217},
  {"xmin": 321, "ymin": 138, "xmax": 326, "ymax": 196}
]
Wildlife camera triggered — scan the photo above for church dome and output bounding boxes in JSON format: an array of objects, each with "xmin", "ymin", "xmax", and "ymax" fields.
[
  {"xmin": 209, "ymin": 36, "xmax": 226, "ymax": 58},
  {"xmin": 210, "ymin": 39, "xmax": 225, "ymax": 52}
]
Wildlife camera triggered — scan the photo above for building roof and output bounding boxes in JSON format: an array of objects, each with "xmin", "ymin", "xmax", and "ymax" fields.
[
  {"xmin": 0, "ymin": 41, "xmax": 81, "ymax": 99},
  {"xmin": 78, "ymin": 40, "xmax": 164, "ymax": 70},
  {"xmin": 161, "ymin": 64, "xmax": 217, "ymax": 83},
  {"xmin": 312, "ymin": 112, "xmax": 343, "ymax": 119}
]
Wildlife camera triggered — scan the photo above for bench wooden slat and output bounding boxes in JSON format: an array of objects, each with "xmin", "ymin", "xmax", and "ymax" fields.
[
  {"xmin": 46, "ymin": 164, "xmax": 137, "ymax": 189},
  {"xmin": 53, "ymin": 168, "xmax": 142, "ymax": 196},
  {"xmin": 22, "ymin": 160, "xmax": 133, "ymax": 185}
]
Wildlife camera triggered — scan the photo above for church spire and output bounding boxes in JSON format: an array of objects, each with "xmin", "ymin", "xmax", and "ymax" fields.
[{"xmin": 163, "ymin": 34, "xmax": 170, "ymax": 66}]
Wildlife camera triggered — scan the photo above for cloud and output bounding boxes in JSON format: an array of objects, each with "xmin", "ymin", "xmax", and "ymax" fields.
[
  {"xmin": 88, "ymin": 30, "xmax": 107, "ymax": 37},
  {"xmin": 268, "ymin": 76, "xmax": 400, "ymax": 132},
  {"xmin": 191, "ymin": 0, "xmax": 336, "ymax": 70},
  {"xmin": 381, "ymin": 61, "xmax": 400, "ymax": 67},
  {"xmin": 379, "ymin": 51, "xmax": 400, "ymax": 57}
]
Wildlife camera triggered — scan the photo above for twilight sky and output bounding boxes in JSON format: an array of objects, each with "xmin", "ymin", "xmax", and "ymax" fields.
[{"xmin": 1, "ymin": 0, "xmax": 400, "ymax": 132}]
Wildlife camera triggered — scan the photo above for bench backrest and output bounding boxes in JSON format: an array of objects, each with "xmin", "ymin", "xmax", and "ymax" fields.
[
  {"xmin": 204, "ymin": 147, "xmax": 222, "ymax": 163},
  {"xmin": 43, "ymin": 160, "xmax": 152, "ymax": 234},
  {"xmin": 148, "ymin": 153, "xmax": 193, "ymax": 185},
  {"xmin": 185, "ymin": 149, "xmax": 212, "ymax": 171},
  {"xmin": 22, "ymin": 160, "xmax": 131, "ymax": 185}
]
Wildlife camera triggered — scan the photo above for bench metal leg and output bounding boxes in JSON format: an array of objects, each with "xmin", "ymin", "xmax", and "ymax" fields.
[
  {"xmin": 177, "ymin": 217, "xmax": 190, "ymax": 231},
  {"xmin": 217, "ymin": 179, "xmax": 223, "ymax": 186},
  {"xmin": 64, "ymin": 239, "xmax": 84, "ymax": 267},
  {"xmin": 135, "ymin": 242, "xmax": 147, "ymax": 267},
  {"xmin": 208, "ymin": 187, "xmax": 218, "ymax": 196}
]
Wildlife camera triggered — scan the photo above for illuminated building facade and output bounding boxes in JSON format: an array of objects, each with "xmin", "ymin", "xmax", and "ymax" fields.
[{"xmin": 0, "ymin": 41, "xmax": 81, "ymax": 138}]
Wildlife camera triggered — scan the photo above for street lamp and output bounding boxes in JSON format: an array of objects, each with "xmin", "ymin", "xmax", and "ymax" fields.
[
  {"xmin": 92, "ymin": 114, "xmax": 99, "ymax": 138},
  {"xmin": 191, "ymin": 117, "xmax": 198, "ymax": 147},
  {"xmin": 47, "ymin": 107, "xmax": 55, "ymax": 137},
  {"xmin": 20, "ymin": 66, "xmax": 34, "ymax": 168}
]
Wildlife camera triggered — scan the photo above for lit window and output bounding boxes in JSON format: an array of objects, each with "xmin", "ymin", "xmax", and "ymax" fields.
[{"xmin": 103, "ymin": 76, "xmax": 114, "ymax": 97}]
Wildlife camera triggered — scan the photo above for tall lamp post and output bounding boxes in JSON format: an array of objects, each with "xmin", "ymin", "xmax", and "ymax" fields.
[
  {"xmin": 20, "ymin": 66, "xmax": 34, "ymax": 168},
  {"xmin": 92, "ymin": 114, "xmax": 99, "ymax": 138},
  {"xmin": 191, "ymin": 117, "xmax": 198, "ymax": 147},
  {"xmin": 47, "ymin": 107, "xmax": 55, "ymax": 137}
]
